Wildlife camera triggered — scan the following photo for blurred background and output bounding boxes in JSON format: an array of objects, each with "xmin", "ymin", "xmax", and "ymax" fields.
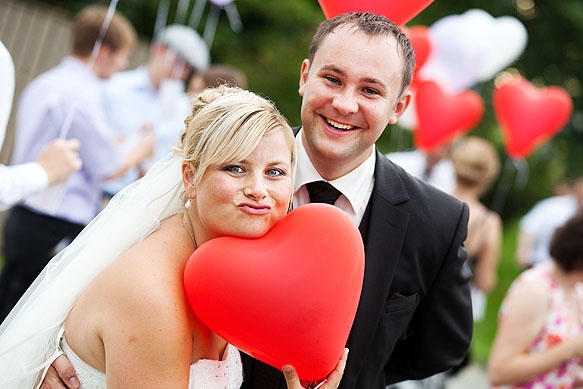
[{"xmin": 0, "ymin": 0, "xmax": 582, "ymax": 374}]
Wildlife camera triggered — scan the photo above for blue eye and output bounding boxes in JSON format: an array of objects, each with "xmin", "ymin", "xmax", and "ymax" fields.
[
  {"xmin": 266, "ymin": 168, "xmax": 285, "ymax": 177},
  {"xmin": 223, "ymin": 165, "xmax": 244, "ymax": 174}
]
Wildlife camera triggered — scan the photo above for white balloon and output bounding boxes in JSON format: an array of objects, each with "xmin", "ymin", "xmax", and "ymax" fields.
[
  {"xmin": 419, "ymin": 12, "xmax": 485, "ymax": 93},
  {"xmin": 419, "ymin": 9, "xmax": 528, "ymax": 93},
  {"xmin": 471, "ymin": 13, "xmax": 528, "ymax": 81}
]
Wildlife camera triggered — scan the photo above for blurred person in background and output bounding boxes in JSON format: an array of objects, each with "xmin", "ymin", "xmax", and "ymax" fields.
[
  {"xmin": 187, "ymin": 63, "xmax": 248, "ymax": 97},
  {"xmin": 447, "ymin": 136, "xmax": 502, "ymax": 380},
  {"xmin": 0, "ymin": 5, "xmax": 155, "ymax": 322},
  {"xmin": 488, "ymin": 210, "xmax": 583, "ymax": 388},
  {"xmin": 0, "ymin": 41, "xmax": 81, "ymax": 212},
  {"xmin": 450, "ymin": 136, "xmax": 502, "ymax": 322},
  {"xmin": 101, "ymin": 24, "xmax": 210, "ymax": 201},
  {"xmin": 386, "ymin": 139, "xmax": 457, "ymax": 194},
  {"xmin": 516, "ymin": 176, "xmax": 583, "ymax": 269}
]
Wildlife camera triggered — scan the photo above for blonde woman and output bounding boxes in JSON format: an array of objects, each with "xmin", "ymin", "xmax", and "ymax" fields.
[{"xmin": 0, "ymin": 86, "xmax": 346, "ymax": 388}]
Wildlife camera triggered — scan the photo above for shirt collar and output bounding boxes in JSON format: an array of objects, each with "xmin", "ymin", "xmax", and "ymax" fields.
[{"xmin": 294, "ymin": 128, "xmax": 376, "ymax": 214}]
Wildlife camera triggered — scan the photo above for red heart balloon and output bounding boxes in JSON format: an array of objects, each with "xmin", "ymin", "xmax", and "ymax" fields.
[
  {"xmin": 183, "ymin": 203, "xmax": 365, "ymax": 381},
  {"xmin": 317, "ymin": 0, "xmax": 434, "ymax": 26},
  {"xmin": 403, "ymin": 26, "xmax": 432, "ymax": 88},
  {"xmin": 493, "ymin": 76, "xmax": 573, "ymax": 159},
  {"xmin": 414, "ymin": 80, "xmax": 484, "ymax": 151}
]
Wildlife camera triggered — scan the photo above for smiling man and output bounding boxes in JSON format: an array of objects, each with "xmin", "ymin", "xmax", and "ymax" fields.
[{"xmin": 242, "ymin": 12, "xmax": 473, "ymax": 389}]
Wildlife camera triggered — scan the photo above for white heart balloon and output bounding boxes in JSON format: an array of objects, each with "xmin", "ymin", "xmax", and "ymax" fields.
[
  {"xmin": 419, "ymin": 9, "xmax": 527, "ymax": 93},
  {"xmin": 466, "ymin": 10, "xmax": 528, "ymax": 81}
]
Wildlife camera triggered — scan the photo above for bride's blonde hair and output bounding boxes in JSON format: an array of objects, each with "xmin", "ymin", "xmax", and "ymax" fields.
[{"xmin": 175, "ymin": 85, "xmax": 296, "ymax": 188}]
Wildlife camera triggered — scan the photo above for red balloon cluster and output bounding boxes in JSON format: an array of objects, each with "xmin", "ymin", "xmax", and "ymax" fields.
[
  {"xmin": 493, "ymin": 76, "xmax": 573, "ymax": 159},
  {"xmin": 183, "ymin": 203, "xmax": 365, "ymax": 381}
]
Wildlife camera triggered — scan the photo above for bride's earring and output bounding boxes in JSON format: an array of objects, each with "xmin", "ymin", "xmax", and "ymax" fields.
[{"xmin": 185, "ymin": 199, "xmax": 192, "ymax": 209}]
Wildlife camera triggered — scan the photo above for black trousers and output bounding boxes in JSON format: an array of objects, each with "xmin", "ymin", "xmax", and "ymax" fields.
[{"xmin": 0, "ymin": 206, "xmax": 84, "ymax": 322}]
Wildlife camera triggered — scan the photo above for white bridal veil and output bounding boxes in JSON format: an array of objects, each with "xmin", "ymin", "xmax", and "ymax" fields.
[{"xmin": 0, "ymin": 152, "xmax": 185, "ymax": 388}]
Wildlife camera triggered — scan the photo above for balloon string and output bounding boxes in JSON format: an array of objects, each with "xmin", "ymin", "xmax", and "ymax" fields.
[
  {"xmin": 59, "ymin": 0, "xmax": 118, "ymax": 139},
  {"xmin": 489, "ymin": 157, "xmax": 529, "ymax": 214},
  {"xmin": 36, "ymin": 0, "xmax": 119, "ymax": 215},
  {"xmin": 153, "ymin": 0, "xmax": 170, "ymax": 51},
  {"xmin": 203, "ymin": 4, "xmax": 220, "ymax": 47},
  {"xmin": 174, "ymin": 0, "xmax": 192, "ymax": 26},
  {"xmin": 189, "ymin": 0, "xmax": 207, "ymax": 30},
  {"xmin": 224, "ymin": 2, "xmax": 243, "ymax": 32}
]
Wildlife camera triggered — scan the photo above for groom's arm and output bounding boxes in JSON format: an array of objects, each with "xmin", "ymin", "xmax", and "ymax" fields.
[{"xmin": 40, "ymin": 355, "xmax": 80, "ymax": 389}]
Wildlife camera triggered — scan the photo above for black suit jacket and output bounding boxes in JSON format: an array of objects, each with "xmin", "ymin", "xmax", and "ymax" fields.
[{"xmin": 242, "ymin": 148, "xmax": 473, "ymax": 389}]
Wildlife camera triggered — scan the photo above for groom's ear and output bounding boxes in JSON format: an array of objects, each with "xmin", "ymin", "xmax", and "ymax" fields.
[{"xmin": 388, "ymin": 90, "xmax": 412, "ymax": 125}]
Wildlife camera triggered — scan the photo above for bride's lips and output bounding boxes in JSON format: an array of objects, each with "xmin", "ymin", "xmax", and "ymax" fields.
[{"xmin": 239, "ymin": 203, "xmax": 271, "ymax": 215}]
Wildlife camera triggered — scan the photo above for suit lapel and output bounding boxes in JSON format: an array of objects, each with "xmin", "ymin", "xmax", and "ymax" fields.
[{"xmin": 345, "ymin": 151, "xmax": 411, "ymax": 384}]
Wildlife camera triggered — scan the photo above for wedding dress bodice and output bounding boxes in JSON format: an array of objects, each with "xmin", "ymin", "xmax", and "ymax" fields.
[{"xmin": 60, "ymin": 337, "xmax": 243, "ymax": 388}]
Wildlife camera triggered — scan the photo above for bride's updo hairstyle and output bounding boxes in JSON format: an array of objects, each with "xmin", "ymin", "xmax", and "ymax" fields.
[{"xmin": 175, "ymin": 85, "xmax": 295, "ymax": 188}]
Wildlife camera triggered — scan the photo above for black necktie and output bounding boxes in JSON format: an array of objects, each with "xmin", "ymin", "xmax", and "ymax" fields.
[{"xmin": 306, "ymin": 181, "xmax": 342, "ymax": 205}]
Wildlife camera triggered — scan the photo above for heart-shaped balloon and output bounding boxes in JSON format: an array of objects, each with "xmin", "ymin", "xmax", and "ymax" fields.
[
  {"xmin": 317, "ymin": 0, "xmax": 434, "ymax": 26},
  {"xmin": 493, "ymin": 76, "xmax": 573, "ymax": 159},
  {"xmin": 413, "ymin": 81, "xmax": 484, "ymax": 151},
  {"xmin": 403, "ymin": 26, "xmax": 432, "ymax": 89},
  {"xmin": 419, "ymin": 9, "xmax": 527, "ymax": 93},
  {"xmin": 183, "ymin": 203, "xmax": 365, "ymax": 381}
]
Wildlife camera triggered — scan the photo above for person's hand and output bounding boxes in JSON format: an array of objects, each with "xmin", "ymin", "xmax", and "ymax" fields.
[
  {"xmin": 39, "ymin": 354, "xmax": 80, "ymax": 389},
  {"xmin": 282, "ymin": 348, "xmax": 348, "ymax": 389},
  {"xmin": 134, "ymin": 131, "xmax": 157, "ymax": 162},
  {"xmin": 36, "ymin": 139, "xmax": 82, "ymax": 185}
]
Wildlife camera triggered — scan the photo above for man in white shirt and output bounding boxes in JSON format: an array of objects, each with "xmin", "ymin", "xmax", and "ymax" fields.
[
  {"xmin": 386, "ymin": 141, "xmax": 456, "ymax": 194},
  {"xmin": 101, "ymin": 24, "xmax": 210, "ymax": 198},
  {"xmin": 516, "ymin": 177, "xmax": 583, "ymax": 267},
  {"xmin": 0, "ymin": 7, "xmax": 155, "ymax": 322},
  {"xmin": 0, "ymin": 41, "xmax": 81, "ymax": 212}
]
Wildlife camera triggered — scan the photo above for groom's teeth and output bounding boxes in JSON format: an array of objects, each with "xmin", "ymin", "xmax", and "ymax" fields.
[{"xmin": 327, "ymin": 119, "xmax": 354, "ymax": 130}]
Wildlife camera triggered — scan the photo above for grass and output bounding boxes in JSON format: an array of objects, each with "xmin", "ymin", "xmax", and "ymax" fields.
[{"xmin": 471, "ymin": 217, "xmax": 523, "ymax": 366}]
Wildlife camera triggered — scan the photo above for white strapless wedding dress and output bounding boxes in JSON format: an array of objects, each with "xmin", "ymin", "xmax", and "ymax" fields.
[{"xmin": 60, "ymin": 337, "xmax": 244, "ymax": 389}]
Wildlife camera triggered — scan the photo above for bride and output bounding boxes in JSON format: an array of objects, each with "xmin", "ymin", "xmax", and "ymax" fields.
[{"xmin": 0, "ymin": 85, "xmax": 346, "ymax": 388}]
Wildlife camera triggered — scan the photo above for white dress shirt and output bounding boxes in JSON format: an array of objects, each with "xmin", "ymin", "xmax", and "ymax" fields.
[
  {"xmin": 11, "ymin": 57, "xmax": 123, "ymax": 224},
  {"xmin": 520, "ymin": 195, "xmax": 580, "ymax": 265},
  {"xmin": 293, "ymin": 128, "xmax": 375, "ymax": 226},
  {"xmin": 0, "ymin": 163, "xmax": 48, "ymax": 212},
  {"xmin": 386, "ymin": 149, "xmax": 455, "ymax": 194},
  {"xmin": 101, "ymin": 67, "xmax": 191, "ymax": 195}
]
